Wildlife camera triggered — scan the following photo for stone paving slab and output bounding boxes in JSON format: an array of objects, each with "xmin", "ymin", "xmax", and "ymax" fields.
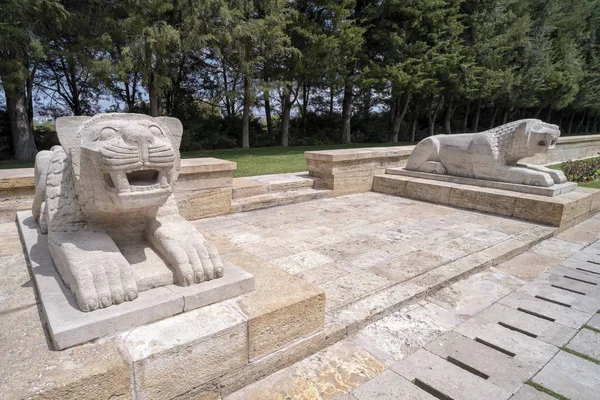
[
  {"xmin": 530, "ymin": 238, "xmax": 585, "ymax": 260},
  {"xmin": 532, "ymin": 350, "xmax": 600, "ymax": 400},
  {"xmin": 454, "ymin": 317, "xmax": 558, "ymax": 370},
  {"xmin": 392, "ymin": 348, "xmax": 512, "ymax": 400},
  {"xmin": 428, "ymin": 268, "xmax": 525, "ymax": 322},
  {"xmin": 477, "ymin": 303, "xmax": 576, "ymax": 347},
  {"xmin": 566, "ymin": 327, "xmax": 600, "ymax": 360},
  {"xmin": 352, "ymin": 369, "xmax": 437, "ymax": 400},
  {"xmin": 493, "ymin": 251, "xmax": 559, "ymax": 282},
  {"xmin": 499, "ymin": 292, "xmax": 592, "ymax": 330},
  {"xmin": 510, "ymin": 385, "xmax": 556, "ymax": 400},
  {"xmin": 224, "ymin": 340, "xmax": 387, "ymax": 400},
  {"xmin": 562, "ymin": 256, "xmax": 600, "ymax": 275},
  {"xmin": 533, "ymin": 271, "xmax": 600, "ymax": 299},
  {"xmin": 517, "ymin": 282, "xmax": 600, "ymax": 314},
  {"xmin": 545, "ymin": 264, "xmax": 600, "ymax": 285},
  {"xmin": 586, "ymin": 313, "xmax": 600, "ymax": 330},
  {"xmin": 426, "ymin": 331, "xmax": 532, "ymax": 393},
  {"xmin": 353, "ymin": 303, "xmax": 461, "ymax": 362}
]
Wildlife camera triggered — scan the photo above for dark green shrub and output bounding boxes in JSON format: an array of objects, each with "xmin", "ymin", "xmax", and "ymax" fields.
[{"xmin": 561, "ymin": 157, "xmax": 600, "ymax": 182}]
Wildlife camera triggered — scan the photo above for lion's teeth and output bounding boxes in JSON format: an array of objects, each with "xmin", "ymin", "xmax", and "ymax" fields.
[
  {"xmin": 110, "ymin": 172, "xmax": 130, "ymax": 192},
  {"xmin": 158, "ymin": 171, "xmax": 169, "ymax": 188}
]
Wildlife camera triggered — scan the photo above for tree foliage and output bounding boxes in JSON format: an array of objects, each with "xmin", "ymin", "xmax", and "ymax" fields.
[{"xmin": 2, "ymin": 0, "xmax": 600, "ymax": 159}]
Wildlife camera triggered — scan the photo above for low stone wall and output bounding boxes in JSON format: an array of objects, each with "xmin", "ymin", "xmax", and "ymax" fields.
[
  {"xmin": 522, "ymin": 134, "xmax": 600, "ymax": 164},
  {"xmin": 305, "ymin": 146, "xmax": 414, "ymax": 195},
  {"xmin": 0, "ymin": 157, "xmax": 236, "ymax": 220}
]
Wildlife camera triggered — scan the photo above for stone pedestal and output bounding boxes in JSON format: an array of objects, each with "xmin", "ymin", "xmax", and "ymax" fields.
[
  {"xmin": 305, "ymin": 146, "xmax": 413, "ymax": 194},
  {"xmin": 373, "ymin": 174, "xmax": 600, "ymax": 228},
  {"xmin": 17, "ymin": 210, "xmax": 255, "ymax": 350}
]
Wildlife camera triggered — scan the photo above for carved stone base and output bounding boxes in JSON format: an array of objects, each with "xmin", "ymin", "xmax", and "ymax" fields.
[
  {"xmin": 387, "ymin": 167, "xmax": 577, "ymax": 197},
  {"xmin": 373, "ymin": 174, "xmax": 600, "ymax": 227},
  {"xmin": 17, "ymin": 210, "xmax": 255, "ymax": 350}
]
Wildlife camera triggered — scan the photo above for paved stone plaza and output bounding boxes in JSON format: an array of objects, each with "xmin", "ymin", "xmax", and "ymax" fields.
[
  {"xmin": 196, "ymin": 192, "xmax": 547, "ymax": 312},
  {"xmin": 225, "ymin": 212, "xmax": 600, "ymax": 399}
]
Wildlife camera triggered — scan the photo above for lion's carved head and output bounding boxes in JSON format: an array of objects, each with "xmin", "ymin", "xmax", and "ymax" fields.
[{"xmin": 56, "ymin": 113, "xmax": 183, "ymax": 213}]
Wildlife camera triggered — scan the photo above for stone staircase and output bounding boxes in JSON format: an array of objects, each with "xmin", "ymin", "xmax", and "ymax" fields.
[{"xmin": 231, "ymin": 172, "xmax": 331, "ymax": 212}]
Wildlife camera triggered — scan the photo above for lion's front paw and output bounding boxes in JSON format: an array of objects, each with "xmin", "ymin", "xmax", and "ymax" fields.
[
  {"xmin": 548, "ymin": 169, "xmax": 567, "ymax": 184},
  {"xmin": 526, "ymin": 172, "xmax": 554, "ymax": 187},
  {"xmin": 50, "ymin": 232, "xmax": 138, "ymax": 312},
  {"xmin": 149, "ymin": 218, "xmax": 224, "ymax": 286}
]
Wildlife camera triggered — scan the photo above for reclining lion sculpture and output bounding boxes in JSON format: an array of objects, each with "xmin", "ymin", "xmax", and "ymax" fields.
[
  {"xmin": 33, "ymin": 113, "xmax": 224, "ymax": 312},
  {"xmin": 405, "ymin": 119, "xmax": 567, "ymax": 187}
]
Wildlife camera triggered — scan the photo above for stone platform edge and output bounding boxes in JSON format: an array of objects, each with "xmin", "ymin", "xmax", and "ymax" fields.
[
  {"xmin": 386, "ymin": 167, "xmax": 578, "ymax": 197},
  {"xmin": 373, "ymin": 174, "xmax": 600, "ymax": 228},
  {"xmin": 17, "ymin": 210, "xmax": 255, "ymax": 350}
]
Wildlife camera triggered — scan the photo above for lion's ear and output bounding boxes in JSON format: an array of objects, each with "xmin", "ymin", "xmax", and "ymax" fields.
[
  {"xmin": 56, "ymin": 116, "xmax": 90, "ymax": 151},
  {"xmin": 157, "ymin": 117, "xmax": 183, "ymax": 149}
]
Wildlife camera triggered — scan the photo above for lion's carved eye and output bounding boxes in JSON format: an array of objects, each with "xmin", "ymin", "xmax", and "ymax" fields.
[
  {"xmin": 95, "ymin": 127, "xmax": 118, "ymax": 141},
  {"xmin": 148, "ymin": 125, "xmax": 164, "ymax": 137}
]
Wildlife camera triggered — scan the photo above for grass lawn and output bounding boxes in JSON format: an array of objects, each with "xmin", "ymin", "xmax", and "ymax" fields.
[
  {"xmin": 0, "ymin": 142, "xmax": 414, "ymax": 178},
  {"xmin": 547, "ymin": 157, "xmax": 600, "ymax": 189}
]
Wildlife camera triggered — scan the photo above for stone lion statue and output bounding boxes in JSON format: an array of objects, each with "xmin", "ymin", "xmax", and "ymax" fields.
[
  {"xmin": 32, "ymin": 113, "xmax": 224, "ymax": 312},
  {"xmin": 405, "ymin": 119, "xmax": 567, "ymax": 187}
]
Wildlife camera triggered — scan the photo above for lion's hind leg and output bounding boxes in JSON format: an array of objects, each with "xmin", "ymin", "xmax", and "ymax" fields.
[{"xmin": 405, "ymin": 137, "xmax": 447, "ymax": 174}]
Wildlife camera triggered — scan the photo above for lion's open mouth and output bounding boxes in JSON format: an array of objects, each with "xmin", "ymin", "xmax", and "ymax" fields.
[{"xmin": 104, "ymin": 169, "xmax": 169, "ymax": 193}]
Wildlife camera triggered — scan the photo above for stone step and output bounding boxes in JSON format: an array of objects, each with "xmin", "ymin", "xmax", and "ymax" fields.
[
  {"xmin": 232, "ymin": 188, "xmax": 331, "ymax": 212},
  {"xmin": 232, "ymin": 172, "xmax": 325, "ymax": 200}
]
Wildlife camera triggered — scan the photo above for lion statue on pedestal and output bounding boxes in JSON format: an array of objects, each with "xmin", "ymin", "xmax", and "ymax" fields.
[
  {"xmin": 32, "ymin": 113, "xmax": 223, "ymax": 312},
  {"xmin": 405, "ymin": 119, "xmax": 567, "ymax": 187}
]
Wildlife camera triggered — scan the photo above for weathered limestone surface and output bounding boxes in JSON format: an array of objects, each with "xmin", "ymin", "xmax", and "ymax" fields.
[
  {"xmin": 201, "ymin": 227, "xmax": 326, "ymax": 360},
  {"xmin": 0, "ymin": 305, "xmax": 132, "ymax": 400},
  {"xmin": 305, "ymin": 146, "xmax": 413, "ymax": 194},
  {"xmin": 405, "ymin": 120, "xmax": 567, "ymax": 188},
  {"xmin": 118, "ymin": 302, "xmax": 248, "ymax": 400},
  {"xmin": 374, "ymin": 174, "xmax": 600, "ymax": 227}
]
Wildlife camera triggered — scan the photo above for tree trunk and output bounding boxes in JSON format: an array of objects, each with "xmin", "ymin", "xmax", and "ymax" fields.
[
  {"xmin": 341, "ymin": 81, "xmax": 353, "ymax": 144},
  {"xmin": 559, "ymin": 109, "xmax": 565, "ymax": 130},
  {"xmin": 568, "ymin": 113, "xmax": 575, "ymax": 134},
  {"xmin": 545, "ymin": 108, "xmax": 552, "ymax": 123},
  {"xmin": 149, "ymin": 71, "xmax": 159, "ymax": 117},
  {"xmin": 362, "ymin": 88, "xmax": 372, "ymax": 119},
  {"xmin": 473, "ymin": 100, "xmax": 481, "ymax": 132},
  {"xmin": 329, "ymin": 85, "xmax": 335, "ymax": 115},
  {"xmin": 281, "ymin": 84, "xmax": 292, "ymax": 147},
  {"xmin": 301, "ymin": 82, "xmax": 310, "ymax": 136},
  {"xmin": 462, "ymin": 100, "xmax": 471, "ymax": 132},
  {"xmin": 533, "ymin": 106, "xmax": 542, "ymax": 119},
  {"xmin": 502, "ymin": 106, "xmax": 512, "ymax": 124},
  {"xmin": 428, "ymin": 97, "xmax": 441, "ymax": 136},
  {"xmin": 411, "ymin": 114, "xmax": 417, "ymax": 142},
  {"xmin": 5, "ymin": 85, "xmax": 37, "ymax": 160},
  {"xmin": 489, "ymin": 106, "xmax": 499, "ymax": 129},
  {"xmin": 242, "ymin": 75, "xmax": 250, "ymax": 148},
  {"xmin": 391, "ymin": 92, "xmax": 411, "ymax": 142},
  {"xmin": 586, "ymin": 112, "xmax": 591, "ymax": 133},
  {"xmin": 264, "ymin": 89, "xmax": 273, "ymax": 138},
  {"xmin": 575, "ymin": 110, "xmax": 587, "ymax": 133},
  {"xmin": 444, "ymin": 93, "xmax": 454, "ymax": 134},
  {"xmin": 594, "ymin": 116, "xmax": 598, "ymax": 133}
]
